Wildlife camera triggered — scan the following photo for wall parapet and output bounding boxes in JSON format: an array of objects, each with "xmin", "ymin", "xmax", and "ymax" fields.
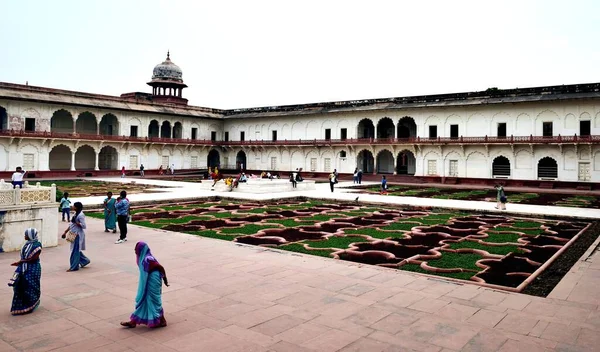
[{"xmin": 0, "ymin": 181, "xmax": 56, "ymax": 206}]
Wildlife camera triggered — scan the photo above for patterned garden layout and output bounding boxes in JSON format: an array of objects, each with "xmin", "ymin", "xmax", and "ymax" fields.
[
  {"xmin": 40, "ymin": 180, "xmax": 169, "ymax": 199},
  {"xmin": 89, "ymin": 199, "xmax": 590, "ymax": 292},
  {"xmin": 351, "ymin": 185, "xmax": 600, "ymax": 208}
]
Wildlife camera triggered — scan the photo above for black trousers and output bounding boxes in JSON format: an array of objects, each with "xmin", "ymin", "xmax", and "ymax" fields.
[
  {"xmin": 117, "ymin": 215, "xmax": 128, "ymax": 240},
  {"xmin": 291, "ymin": 180, "xmax": 297, "ymax": 188},
  {"xmin": 330, "ymin": 181, "xmax": 335, "ymax": 192}
]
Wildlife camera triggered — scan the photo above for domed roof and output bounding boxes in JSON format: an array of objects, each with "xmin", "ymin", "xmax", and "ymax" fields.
[{"xmin": 151, "ymin": 52, "xmax": 183, "ymax": 82}]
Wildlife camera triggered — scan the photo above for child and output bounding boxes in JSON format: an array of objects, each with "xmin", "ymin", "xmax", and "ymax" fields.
[
  {"xmin": 380, "ymin": 176, "xmax": 388, "ymax": 195},
  {"xmin": 60, "ymin": 192, "xmax": 72, "ymax": 222}
]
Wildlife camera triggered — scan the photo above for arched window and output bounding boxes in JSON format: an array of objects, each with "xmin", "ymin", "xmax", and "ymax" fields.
[{"xmin": 339, "ymin": 151, "xmax": 347, "ymax": 158}]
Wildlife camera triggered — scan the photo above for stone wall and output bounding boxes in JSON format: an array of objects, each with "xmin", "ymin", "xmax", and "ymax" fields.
[{"xmin": 0, "ymin": 204, "xmax": 58, "ymax": 252}]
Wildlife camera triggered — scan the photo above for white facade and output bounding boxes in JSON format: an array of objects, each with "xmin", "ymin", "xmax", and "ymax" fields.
[{"xmin": 1, "ymin": 81, "xmax": 599, "ymax": 183}]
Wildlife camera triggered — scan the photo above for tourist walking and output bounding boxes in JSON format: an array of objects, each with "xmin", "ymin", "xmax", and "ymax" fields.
[
  {"xmin": 140, "ymin": 164, "xmax": 145, "ymax": 177},
  {"xmin": 495, "ymin": 184, "xmax": 507, "ymax": 210},
  {"xmin": 62, "ymin": 202, "xmax": 91, "ymax": 272},
  {"xmin": 120, "ymin": 242, "xmax": 169, "ymax": 329},
  {"xmin": 121, "ymin": 166, "xmax": 126, "ymax": 178},
  {"xmin": 9, "ymin": 228, "xmax": 42, "ymax": 315},
  {"xmin": 329, "ymin": 172, "xmax": 336, "ymax": 192},
  {"xmin": 158, "ymin": 165, "xmax": 164, "ymax": 175},
  {"xmin": 60, "ymin": 192, "xmax": 71, "ymax": 222},
  {"xmin": 115, "ymin": 191, "xmax": 130, "ymax": 244},
  {"xmin": 103, "ymin": 191, "xmax": 117, "ymax": 233},
  {"xmin": 170, "ymin": 164, "xmax": 175, "ymax": 175},
  {"xmin": 353, "ymin": 168, "xmax": 358, "ymax": 184},
  {"xmin": 290, "ymin": 172, "xmax": 297, "ymax": 188},
  {"xmin": 333, "ymin": 169, "xmax": 339, "ymax": 183},
  {"xmin": 357, "ymin": 169, "xmax": 363, "ymax": 184},
  {"xmin": 11, "ymin": 167, "xmax": 26, "ymax": 189},
  {"xmin": 380, "ymin": 175, "xmax": 388, "ymax": 195}
]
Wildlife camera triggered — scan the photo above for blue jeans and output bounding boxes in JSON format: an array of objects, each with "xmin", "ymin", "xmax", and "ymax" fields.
[{"xmin": 61, "ymin": 208, "xmax": 70, "ymax": 221}]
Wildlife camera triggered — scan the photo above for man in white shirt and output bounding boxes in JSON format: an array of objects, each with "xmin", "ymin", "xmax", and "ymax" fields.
[{"xmin": 11, "ymin": 167, "xmax": 26, "ymax": 189}]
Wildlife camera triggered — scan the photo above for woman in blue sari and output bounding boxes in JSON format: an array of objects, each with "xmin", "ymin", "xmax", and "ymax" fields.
[
  {"xmin": 10, "ymin": 228, "xmax": 42, "ymax": 315},
  {"xmin": 61, "ymin": 202, "xmax": 91, "ymax": 272},
  {"xmin": 103, "ymin": 191, "xmax": 117, "ymax": 233},
  {"xmin": 121, "ymin": 242, "xmax": 169, "ymax": 328}
]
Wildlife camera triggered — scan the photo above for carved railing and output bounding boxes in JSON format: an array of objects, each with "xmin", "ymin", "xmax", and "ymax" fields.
[
  {"xmin": 0, "ymin": 181, "xmax": 56, "ymax": 206},
  {"xmin": 0, "ymin": 129, "xmax": 599, "ymax": 147}
]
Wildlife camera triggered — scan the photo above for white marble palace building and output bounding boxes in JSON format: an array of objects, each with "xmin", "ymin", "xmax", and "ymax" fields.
[{"xmin": 0, "ymin": 53, "xmax": 599, "ymax": 183}]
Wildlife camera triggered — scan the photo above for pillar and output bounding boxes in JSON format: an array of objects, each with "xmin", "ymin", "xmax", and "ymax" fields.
[
  {"xmin": 373, "ymin": 159, "xmax": 377, "ymax": 175},
  {"xmin": 94, "ymin": 152, "xmax": 99, "ymax": 171},
  {"xmin": 70, "ymin": 152, "xmax": 76, "ymax": 171}
]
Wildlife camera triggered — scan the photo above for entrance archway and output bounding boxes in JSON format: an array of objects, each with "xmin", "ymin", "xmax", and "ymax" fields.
[
  {"xmin": 492, "ymin": 156, "xmax": 511, "ymax": 177},
  {"xmin": 397, "ymin": 116, "xmax": 417, "ymax": 139},
  {"xmin": 396, "ymin": 150, "xmax": 416, "ymax": 175},
  {"xmin": 50, "ymin": 109, "xmax": 73, "ymax": 133},
  {"xmin": 76, "ymin": 112, "xmax": 97, "ymax": 134},
  {"xmin": 207, "ymin": 149, "xmax": 220, "ymax": 168},
  {"xmin": 99, "ymin": 114, "xmax": 119, "ymax": 136},
  {"xmin": 236, "ymin": 151, "xmax": 247, "ymax": 170},
  {"xmin": 0, "ymin": 106, "xmax": 7, "ymax": 130},
  {"xmin": 161, "ymin": 121, "xmax": 172, "ymax": 138},
  {"xmin": 148, "ymin": 120, "xmax": 159, "ymax": 138},
  {"xmin": 376, "ymin": 150, "xmax": 394, "ymax": 173},
  {"xmin": 538, "ymin": 157, "xmax": 558, "ymax": 179},
  {"xmin": 377, "ymin": 118, "xmax": 395, "ymax": 139},
  {"xmin": 357, "ymin": 119, "xmax": 375, "ymax": 139},
  {"xmin": 98, "ymin": 146, "xmax": 118, "ymax": 170},
  {"xmin": 173, "ymin": 122, "xmax": 183, "ymax": 139},
  {"xmin": 75, "ymin": 145, "xmax": 95, "ymax": 170},
  {"xmin": 357, "ymin": 150, "xmax": 374, "ymax": 173},
  {"xmin": 49, "ymin": 145, "xmax": 71, "ymax": 170}
]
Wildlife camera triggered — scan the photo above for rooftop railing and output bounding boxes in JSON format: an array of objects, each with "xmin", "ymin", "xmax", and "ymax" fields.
[{"xmin": 1, "ymin": 129, "xmax": 599, "ymax": 146}]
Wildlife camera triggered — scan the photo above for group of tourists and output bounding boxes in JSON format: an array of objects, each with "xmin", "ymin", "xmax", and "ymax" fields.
[{"xmin": 9, "ymin": 189, "xmax": 169, "ymax": 330}]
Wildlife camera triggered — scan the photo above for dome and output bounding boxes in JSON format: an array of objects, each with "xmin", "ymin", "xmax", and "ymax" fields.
[{"xmin": 151, "ymin": 52, "xmax": 183, "ymax": 82}]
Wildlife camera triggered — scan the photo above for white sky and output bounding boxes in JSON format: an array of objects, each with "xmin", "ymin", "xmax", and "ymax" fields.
[{"xmin": 1, "ymin": 0, "xmax": 599, "ymax": 109}]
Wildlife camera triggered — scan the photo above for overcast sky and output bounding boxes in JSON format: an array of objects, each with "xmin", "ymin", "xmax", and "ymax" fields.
[{"xmin": 1, "ymin": 0, "xmax": 599, "ymax": 109}]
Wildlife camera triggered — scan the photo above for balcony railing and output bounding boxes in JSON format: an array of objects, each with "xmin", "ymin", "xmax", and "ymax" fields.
[{"xmin": 1, "ymin": 129, "xmax": 599, "ymax": 146}]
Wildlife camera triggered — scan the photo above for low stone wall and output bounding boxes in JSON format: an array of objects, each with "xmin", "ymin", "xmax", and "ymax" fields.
[{"xmin": 0, "ymin": 181, "xmax": 58, "ymax": 252}]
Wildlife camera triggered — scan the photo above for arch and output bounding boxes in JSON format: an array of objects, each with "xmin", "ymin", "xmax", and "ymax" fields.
[
  {"xmin": 357, "ymin": 119, "xmax": 374, "ymax": 139},
  {"xmin": 76, "ymin": 112, "xmax": 97, "ymax": 134},
  {"xmin": 397, "ymin": 116, "xmax": 417, "ymax": 139},
  {"xmin": 0, "ymin": 105, "xmax": 7, "ymax": 130},
  {"xmin": 99, "ymin": 113, "xmax": 119, "ymax": 136},
  {"xmin": 492, "ymin": 155, "xmax": 510, "ymax": 177},
  {"xmin": 207, "ymin": 149, "xmax": 220, "ymax": 168},
  {"xmin": 396, "ymin": 150, "xmax": 416, "ymax": 175},
  {"xmin": 466, "ymin": 151, "xmax": 487, "ymax": 178},
  {"xmin": 376, "ymin": 149, "xmax": 394, "ymax": 173},
  {"xmin": 357, "ymin": 149, "xmax": 374, "ymax": 173},
  {"xmin": 466, "ymin": 113, "xmax": 488, "ymax": 137},
  {"xmin": 75, "ymin": 145, "xmax": 95, "ymax": 170},
  {"xmin": 515, "ymin": 113, "xmax": 532, "ymax": 136},
  {"xmin": 161, "ymin": 121, "xmax": 172, "ymax": 138},
  {"xmin": 339, "ymin": 150, "xmax": 347, "ymax": 158},
  {"xmin": 236, "ymin": 151, "xmax": 247, "ymax": 170},
  {"xmin": 173, "ymin": 121, "xmax": 183, "ymax": 139},
  {"xmin": 50, "ymin": 109, "xmax": 74, "ymax": 133},
  {"xmin": 538, "ymin": 157, "xmax": 558, "ymax": 179},
  {"xmin": 98, "ymin": 146, "xmax": 118, "ymax": 170},
  {"xmin": 377, "ymin": 117, "xmax": 395, "ymax": 139},
  {"xmin": 148, "ymin": 120, "xmax": 160, "ymax": 138},
  {"xmin": 49, "ymin": 145, "xmax": 72, "ymax": 170},
  {"xmin": 305, "ymin": 120, "xmax": 318, "ymax": 139}
]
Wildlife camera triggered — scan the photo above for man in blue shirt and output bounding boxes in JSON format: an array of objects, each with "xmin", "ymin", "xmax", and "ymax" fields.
[
  {"xmin": 380, "ymin": 175, "xmax": 388, "ymax": 195},
  {"xmin": 115, "ymin": 190, "xmax": 130, "ymax": 244}
]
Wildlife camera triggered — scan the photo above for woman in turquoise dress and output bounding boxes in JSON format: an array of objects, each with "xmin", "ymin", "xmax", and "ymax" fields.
[
  {"xmin": 103, "ymin": 191, "xmax": 117, "ymax": 233},
  {"xmin": 10, "ymin": 228, "xmax": 42, "ymax": 315},
  {"xmin": 121, "ymin": 242, "xmax": 169, "ymax": 328}
]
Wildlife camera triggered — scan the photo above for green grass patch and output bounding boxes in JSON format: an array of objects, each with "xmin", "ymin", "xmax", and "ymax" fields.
[
  {"xmin": 304, "ymin": 236, "xmax": 369, "ymax": 249},
  {"xmin": 399, "ymin": 263, "xmax": 476, "ymax": 280},
  {"xmin": 277, "ymin": 243, "xmax": 333, "ymax": 258},
  {"xmin": 131, "ymin": 221, "xmax": 166, "ymax": 229},
  {"xmin": 432, "ymin": 190, "xmax": 488, "ymax": 200},
  {"xmin": 493, "ymin": 226, "xmax": 543, "ymax": 236},
  {"xmin": 298, "ymin": 214, "xmax": 344, "ymax": 222},
  {"xmin": 509, "ymin": 193, "xmax": 539, "ymax": 202},
  {"xmin": 154, "ymin": 215, "xmax": 213, "ymax": 224},
  {"xmin": 131, "ymin": 208, "xmax": 160, "ymax": 215},
  {"xmin": 86, "ymin": 212, "xmax": 104, "ymax": 219},
  {"xmin": 343, "ymin": 228, "xmax": 407, "ymax": 239},
  {"xmin": 379, "ymin": 222, "xmax": 421, "ymax": 231},
  {"xmin": 188, "ymin": 230, "xmax": 238, "ymax": 241},
  {"xmin": 512, "ymin": 221, "xmax": 543, "ymax": 228},
  {"xmin": 219, "ymin": 224, "xmax": 278, "ymax": 235},
  {"xmin": 237, "ymin": 207, "xmax": 283, "ymax": 214},
  {"xmin": 447, "ymin": 241, "xmax": 519, "ymax": 256},
  {"xmin": 266, "ymin": 219, "xmax": 315, "ymax": 227},
  {"xmin": 483, "ymin": 231, "xmax": 522, "ymax": 243},
  {"xmin": 162, "ymin": 205, "xmax": 187, "ymax": 211},
  {"xmin": 424, "ymin": 252, "xmax": 482, "ymax": 271},
  {"xmin": 211, "ymin": 212, "xmax": 245, "ymax": 218}
]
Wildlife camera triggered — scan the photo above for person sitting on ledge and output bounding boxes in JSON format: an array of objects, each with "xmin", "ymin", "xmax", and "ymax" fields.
[{"xmin": 239, "ymin": 173, "xmax": 247, "ymax": 183}]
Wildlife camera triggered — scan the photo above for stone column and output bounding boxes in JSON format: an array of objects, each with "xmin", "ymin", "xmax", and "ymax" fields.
[
  {"xmin": 373, "ymin": 159, "xmax": 377, "ymax": 175},
  {"xmin": 70, "ymin": 152, "xmax": 76, "ymax": 171},
  {"xmin": 94, "ymin": 152, "xmax": 99, "ymax": 171}
]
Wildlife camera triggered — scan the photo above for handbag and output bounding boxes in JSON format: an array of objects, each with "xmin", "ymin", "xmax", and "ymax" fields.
[
  {"xmin": 65, "ymin": 230, "xmax": 78, "ymax": 243},
  {"xmin": 500, "ymin": 196, "xmax": 507, "ymax": 203},
  {"xmin": 8, "ymin": 271, "xmax": 19, "ymax": 287}
]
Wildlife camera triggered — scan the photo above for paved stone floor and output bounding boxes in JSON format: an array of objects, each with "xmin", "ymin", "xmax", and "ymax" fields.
[{"xmin": 0, "ymin": 214, "xmax": 598, "ymax": 351}]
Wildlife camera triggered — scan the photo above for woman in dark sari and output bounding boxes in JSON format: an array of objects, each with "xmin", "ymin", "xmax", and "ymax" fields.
[
  {"xmin": 121, "ymin": 242, "xmax": 169, "ymax": 328},
  {"xmin": 10, "ymin": 228, "xmax": 42, "ymax": 315}
]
